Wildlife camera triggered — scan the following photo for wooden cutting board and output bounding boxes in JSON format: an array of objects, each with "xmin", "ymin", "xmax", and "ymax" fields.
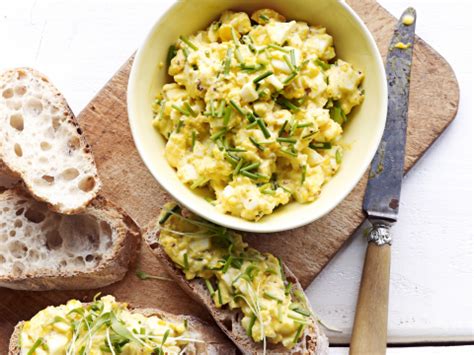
[{"xmin": 0, "ymin": 0, "xmax": 459, "ymax": 349}]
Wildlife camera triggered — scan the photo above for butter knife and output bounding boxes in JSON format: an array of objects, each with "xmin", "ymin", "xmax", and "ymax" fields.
[{"xmin": 350, "ymin": 7, "xmax": 417, "ymax": 355}]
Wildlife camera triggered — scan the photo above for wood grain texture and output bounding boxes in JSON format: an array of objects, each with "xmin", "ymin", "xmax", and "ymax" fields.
[
  {"xmin": 350, "ymin": 243, "xmax": 391, "ymax": 355},
  {"xmin": 0, "ymin": 0, "xmax": 459, "ymax": 350}
]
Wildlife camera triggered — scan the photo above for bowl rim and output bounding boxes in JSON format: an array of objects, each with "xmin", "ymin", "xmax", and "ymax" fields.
[{"xmin": 127, "ymin": 0, "xmax": 388, "ymax": 233}]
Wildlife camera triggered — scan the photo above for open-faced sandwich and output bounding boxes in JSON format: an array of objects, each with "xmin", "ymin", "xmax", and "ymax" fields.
[
  {"xmin": 9, "ymin": 295, "xmax": 236, "ymax": 354},
  {"xmin": 145, "ymin": 203, "xmax": 329, "ymax": 354}
]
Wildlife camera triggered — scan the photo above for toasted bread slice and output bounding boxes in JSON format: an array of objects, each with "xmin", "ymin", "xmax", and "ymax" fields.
[
  {"xmin": 145, "ymin": 217, "xmax": 329, "ymax": 355},
  {"xmin": 0, "ymin": 68, "xmax": 101, "ymax": 214},
  {"xmin": 0, "ymin": 188, "xmax": 140, "ymax": 290},
  {"xmin": 8, "ymin": 302, "xmax": 237, "ymax": 354}
]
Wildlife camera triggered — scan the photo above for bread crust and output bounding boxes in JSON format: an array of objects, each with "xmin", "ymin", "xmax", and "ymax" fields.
[
  {"xmin": 144, "ymin": 218, "xmax": 329, "ymax": 355},
  {"xmin": 0, "ymin": 68, "xmax": 101, "ymax": 215},
  {"xmin": 8, "ymin": 303, "xmax": 237, "ymax": 354},
  {"xmin": 0, "ymin": 188, "xmax": 141, "ymax": 291}
]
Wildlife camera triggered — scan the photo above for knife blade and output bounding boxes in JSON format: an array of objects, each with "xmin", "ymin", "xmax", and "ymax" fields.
[{"xmin": 363, "ymin": 7, "xmax": 417, "ymax": 224}]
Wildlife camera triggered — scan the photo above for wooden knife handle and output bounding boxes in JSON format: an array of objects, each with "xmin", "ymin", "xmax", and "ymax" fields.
[{"xmin": 350, "ymin": 240, "xmax": 391, "ymax": 355}]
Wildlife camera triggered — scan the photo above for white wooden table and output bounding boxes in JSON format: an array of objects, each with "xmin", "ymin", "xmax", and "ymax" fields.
[{"xmin": 1, "ymin": 0, "xmax": 472, "ymax": 353}]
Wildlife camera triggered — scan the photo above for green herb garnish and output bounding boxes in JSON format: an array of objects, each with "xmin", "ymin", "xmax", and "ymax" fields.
[
  {"xmin": 253, "ymin": 70, "xmax": 273, "ymax": 84},
  {"xmin": 136, "ymin": 270, "xmax": 173, "ymax": 282},
  {"xmin": 276, "ymin": 137, "xmax": 296, "ymax": 144},
  {"xmin": 179, "ymin": 35, "xmax": 198, "ymax": 51},
  {"xmin": 314, "ymin": 58, "xmax": 330, "ymax": 70},
  {"xmin": 166, "ymin": 45, "xmax": 177, "ymax": 67},
  {"xmin": 309, "ymin": 142, "xmax": 332, "ymax": 150},
  {"xmin": 249, "ymin": 137, "xmax": 265, "ymax": 151},
  {"xmin": 224, "ymin": 47, "xmax": 233, "ymax": 75},
  {"xmin": 171, "ymin": 104, "xmax": 190, "ymax": 116},
  {"xmin": 159, "ymin": 204, "xmax": 181, "ymax": 224},
  {"xmin": 256, "ymin": 118, "xmax": 271, "ymax": 138}
]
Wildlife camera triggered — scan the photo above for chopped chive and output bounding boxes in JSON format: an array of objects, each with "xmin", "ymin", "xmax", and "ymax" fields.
[
  {"xmin": 293, "ymin": 307, "xmax": 311, "ymax": 317},
  {"xmin": 222, "ymin": 255, "xmax": 233, "ymax": 273},
  {"xmin": 267, "ymin": 43, "xmax": 290, "ymax": 53},
  {"xmin": 256, "ymin": 118, "xmax": 271, "ymax": 138},
  {"xmin": 159, "ymin": 204, "xmax": 181, "ymax": 224},
  {"xmin": 296, "ymin": 122, "xmax": 312, "ymax": 128},
  {"xmin": 302, "ymin": 131, "xmax": 318, "ymax": 139},
  {"xmin": 233, "ymin": 158, "xmax": 244, "ymax": 177},
  {"xmin": 253, "ymin": 70, "xmax": 273, "ymax": 84},
  {"xmin": 223, "ymin": 106, "xmax": 232, "ymax": 126},
  {"xmin": 280, "ymin": 148, "xmax": 297, "ymax": 157},
  {"xmin": 209, "ymin": 98, "xmax": 215, "ymax": 117},
  {"xmin": 276, "ymin": 137, "xmax": 297, "ymax": 143},
  {"xmin": 225, "ymin": 152, "xmax": 240, "ymax": 165},
  {"xmin": 235, "ymin": 47, "xmax": 244, "ymax": 63},
  {"xmin": 241, "ymin": 170, "xmax": 267, "ymax": 180},
  {"xmin": 230, "ymin": 100, "xmax": 246, "ymax": 116},
  {"xmin": 190, "ymin": 176, "xmax": 208, "ymax": 190},
  {"xmin": 264, "ymin": 291, "xmax": 284, "ymax": 302},
  {"xmin": 182, "ymin": 47, "xmax": 190, "ymax": 59},
  {"xmin": 290, "ymin": 120, "xmax": 298, "ymax": 136},
  {"xmin": 246, "ymin": 121, "xmax": 258, "ymax": 129},
  {"xmin": 278, "ymin": 120, "xmax": 288, "ymax": 136},
  {"xmin": 329, "ymin": 104, "xmax": 346, "ymax": 125},
  {"xmin": 179, "ymin": 35, "xmax": 198, "ymax": 51},
  {"xmin": 336, "ymin": 150, "xmax": 342, "ymax": 164},
  {"xmin": 277, "ymin": 257, "xmax": 286, "ymax": 282},
  {"xmin": 262, "ymin": 189, "xmax": 275, "ymax": 195},
  {"xmin": 183, "ymin": 253, "xmax": 189, "ymax": 270},
  {"xmin": 205, "ymin": 279, "xmax": 215, "ymax": 296},
  {"xmin": 290, "ymin": 49, "xmax": 297, "ymax": 67},
  {"xmin": 293, "ymin": 324, "xmax": 305, "ymax": 343},
  {"xmin": 276, "ymin": 96, "xmax": 300, "ymax": 111},
  {"xmin": 240, "ymin": 63, "xmax": 265, "ymax": 73},
  {"xmin": 166, "ymin": 45, "xmax": 178, "ymax": 67},
  {"xmin": 249, "ymin": 137, "xmax": 265, "ymax": 151},
  {"xmin": 27, "ymin": 338, "xmax": 44, "ymax": 355},
  {"xmin": 241, "ymin": 162, "xmax": 260, "ymax": 172},
  {"xmin": 210, "ymin": 128, "xmax": 227, "ymax": 141},
  {"xmin": 216, "ymin": 284, "xmax": 223, "ymax": 306},
  {"xmin": 191, "ymin": 131, "xmax": 196, "ymax": 151},
  {"xmin": 224, "ymin": 47, "xmax": 233, "ymax": 75},
  {"xmin": 217, "ymin": 99, "xmax": 225, "ymax": 117},
  {"xmin": 247, "ymin": 314, "xmax": 257, "ymax": 336},
  {"xmin": 283, "ymin": 55, "xmax": 295, "ymax": 72},
  {"xmin": 171, "ymin": 104, "xmax": 190, "ymax": 116},
  {"xmin": 183, "ymin": 102, "xmax": 197, "ymax": 117},
  {"xmin": 227, "ymin": 147, "xmax": 246, "ymax": 152},
  {"xmin": 246, "ymin": 112, "xmax": 257, "ymax": 123},
  {"xmin": 259, "ymin": 14, "xmax": 270, "ymax": 22},
  {"xmin": 314, "ymin": 58, "xmax": 330, "ymax": 70},
  {"xmin": 301, "ymin": 165, "xmax": 307, "ymax": 184},
  {"xmin": 283, "ymin": 72, "xmax": 298, "ymax": 85},
  {"xmin": 176, "ymin": 120, "xmax": 184, "ymax": 133},
  {"xmin": 231, "ymin": 28, "xmax": 240, "ymax": 46},
  {"xmin": 309, "ymin": 142, "xmax": 332, "ymax": 150}
]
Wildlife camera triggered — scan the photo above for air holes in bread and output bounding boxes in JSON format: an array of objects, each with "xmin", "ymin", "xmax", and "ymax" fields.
[
  {"xmin": 8, "ymin": 241, "xmax": 28, "ymax": 258},
  {"xmin": 24, "ymin": 97, "xmax": 43, "ymax": 116},
  {"xmin": 78, "ymin": 176, "xmax": 96, "ymax": 192},
  {"xmin": 67, "ymin": 136, "xmax": 80, "ymax": 150},
  {"xmin": 100, "ymin": 221, "xmax": 112, "ymax": 238},
  {"xmin": 12, "ymin": 262, "xmax": 24, "ymax": 277},
  {"xmin": 15, "ymin": 85, "xmax": 27, "ymax": 96},
  {"xmin": 24, "ymin": 208, "xmax": 45, "ymax": 223},
  {"xmin": 61, "ymin": 168, "xmax": 79, "ymax": 181},
  {"xmin": 40, "ymin": 141, "xmax": 52, "ymax": 151},
  {"xmin": 42, "ymin": 175, "xmax": 54, "ymax": 184},
  {"xmin": 14, "ymin": 144, "xmax": 22, "ymax": 157},
  {"xmin": 9, "ymin": 113, "xmax": 24, "ymax": 131},
  {"xmin": 46, "ymin": 230, "xmax": 62, "ymax": 250},
  {"xmin": 2, "ymin": 88, "xmax": 13, "ymax": 99}
]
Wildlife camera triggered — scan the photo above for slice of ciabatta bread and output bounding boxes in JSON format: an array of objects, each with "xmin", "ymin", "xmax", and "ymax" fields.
[
  {"xmin": 0, "ymin": 68, "xmax": 101, "ymax": 214},
  {"xmin": 0, "ymin": 188, "xmax": 140, "ymax": 290},
  {"xmin": 145, "ymin": 216, "xmax": 329, "ymax": 355},
  {"xmin": 9, "ymin": 303, "xmax": 237, "ymax": 354}
]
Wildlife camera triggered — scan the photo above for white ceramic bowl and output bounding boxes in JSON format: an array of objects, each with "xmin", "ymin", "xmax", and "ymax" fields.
[{"xmin": 128, "ymin": 0, "xmax": 387, "ymax": 233}]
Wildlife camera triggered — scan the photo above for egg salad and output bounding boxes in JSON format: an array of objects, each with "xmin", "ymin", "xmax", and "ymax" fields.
[
  {"xmin": 19, "ymin": 295, "xmax": 194, "ymax": 355},
  {"xmin": 158, "ymin": 203, "xmax": 313, "ymax": 350},
  {"xmin": 152, "ymin": 9, "xmax": 364, "ymax": 221}
]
